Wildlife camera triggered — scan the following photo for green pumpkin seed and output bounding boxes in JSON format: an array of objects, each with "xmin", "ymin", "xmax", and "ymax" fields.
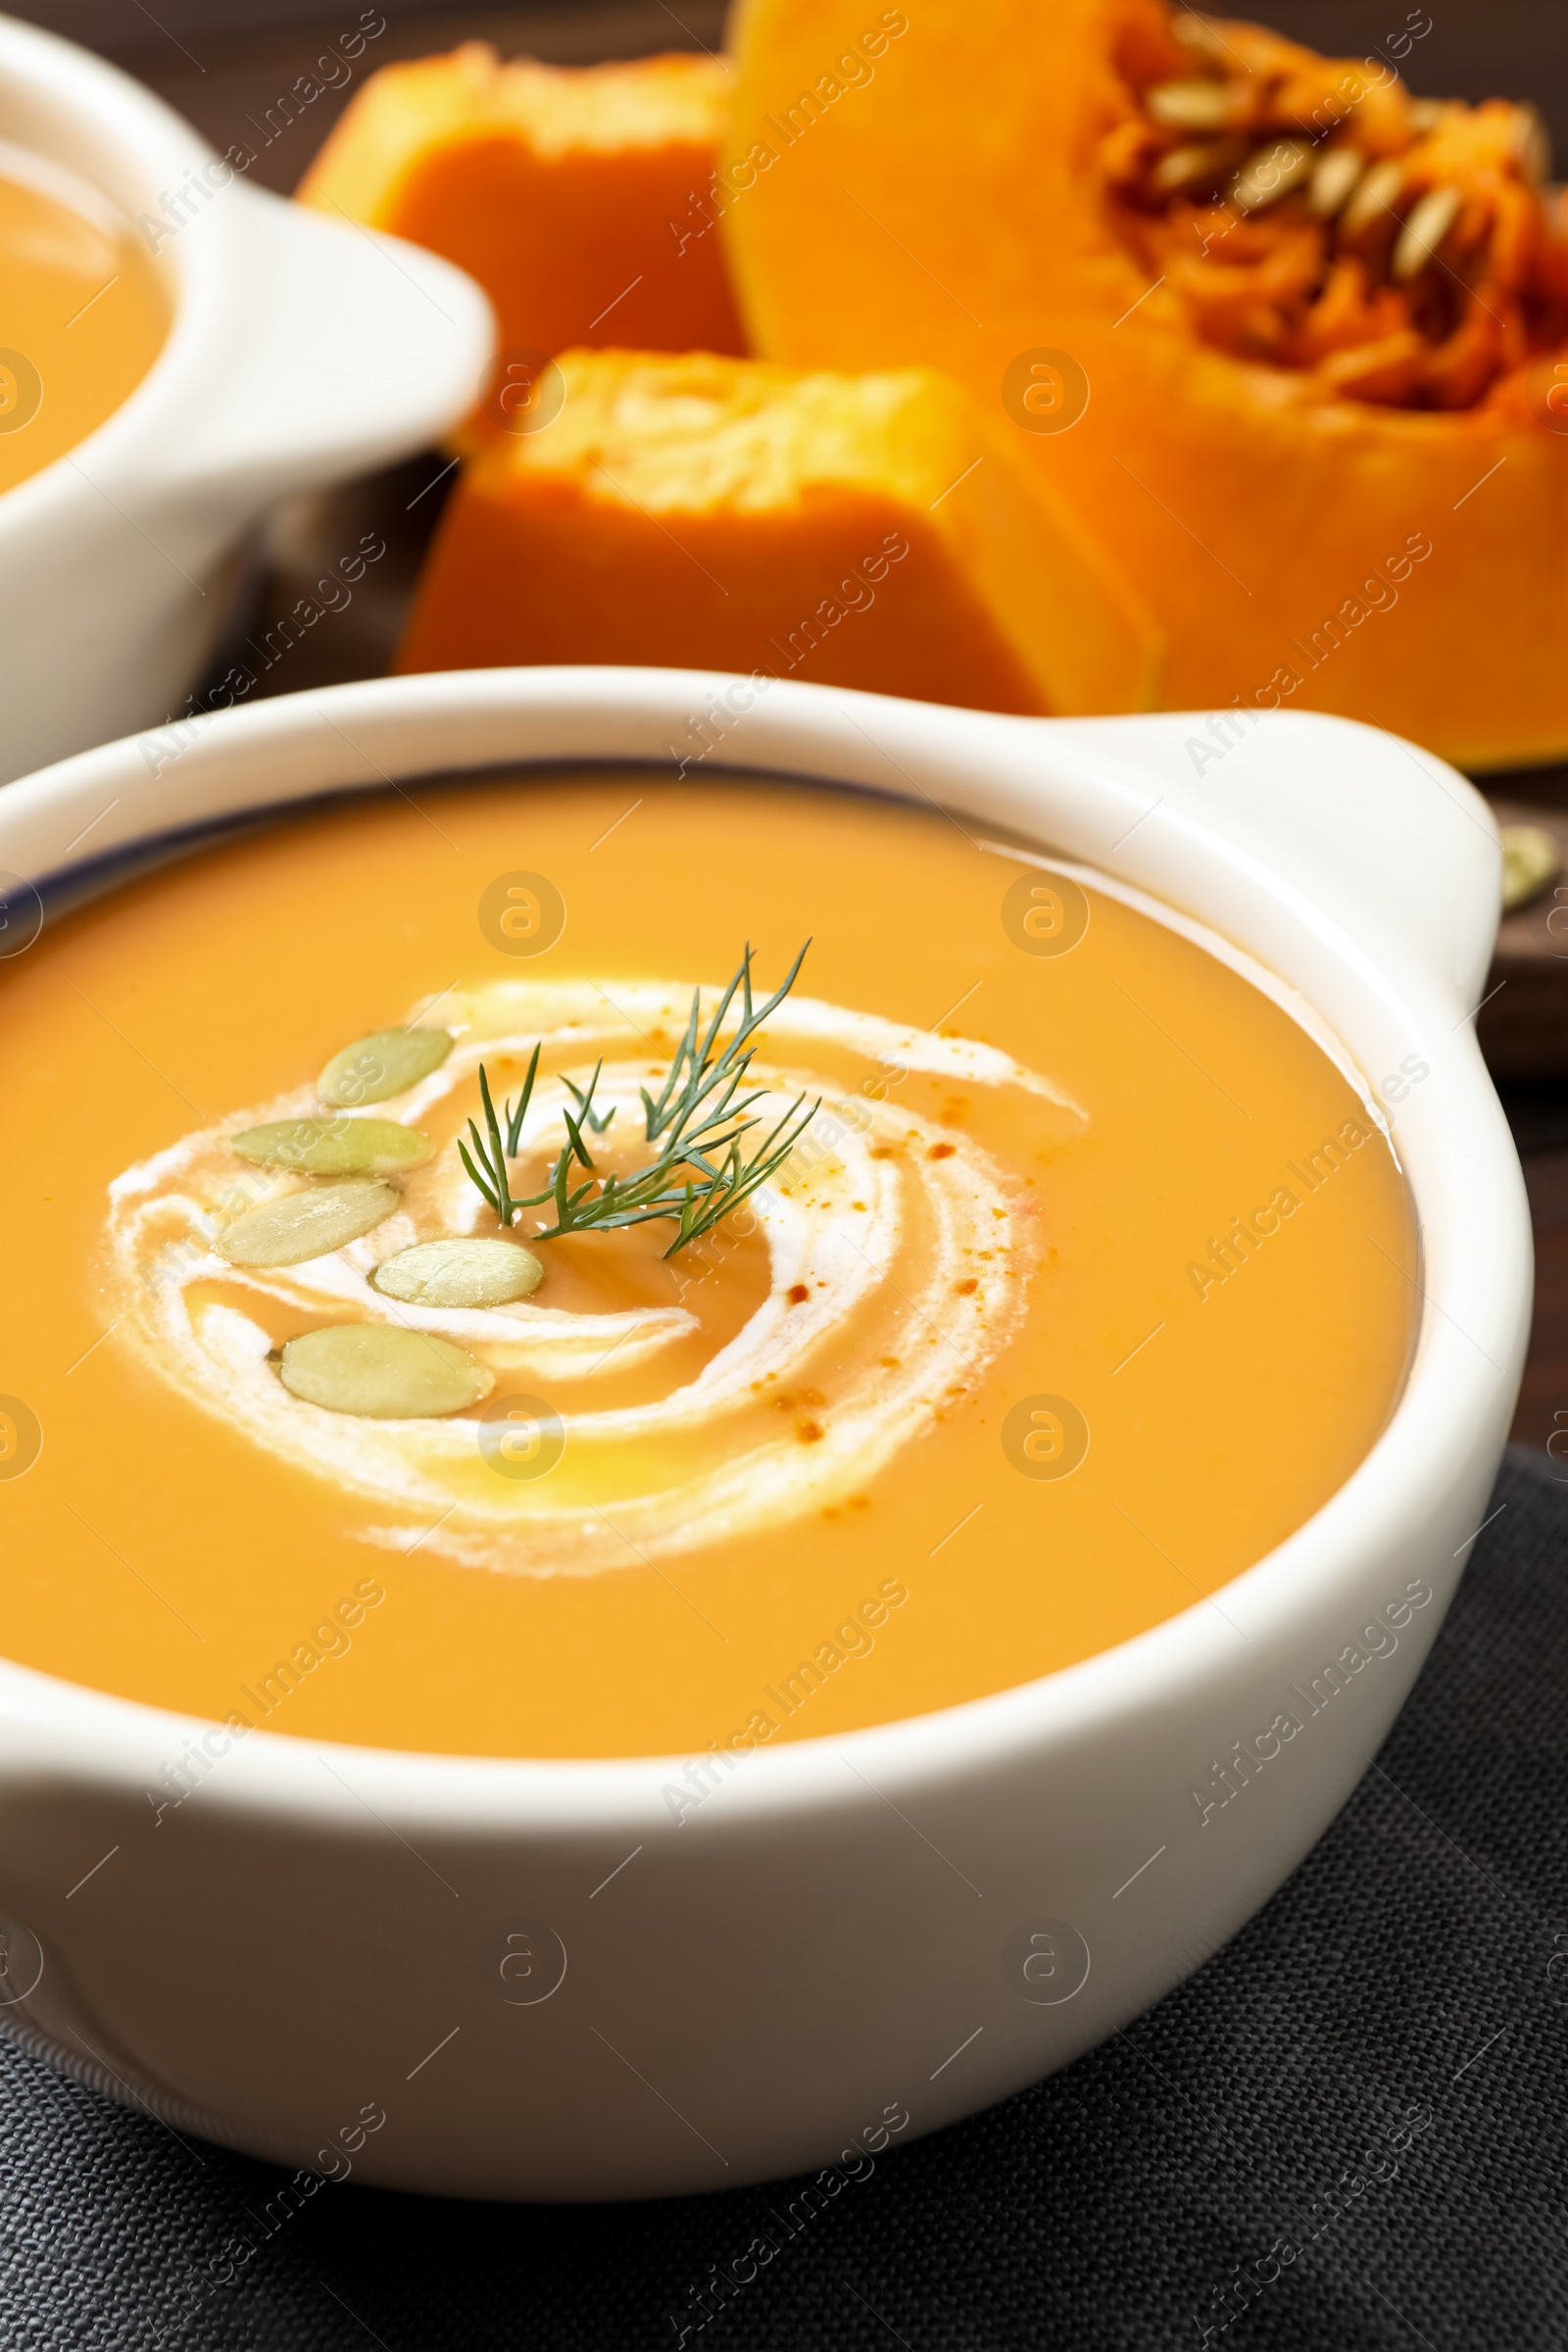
[
  {"xmin": 231, "ymin": 1118, "xmax": 433, "ymax": 1176},
  {"xmin": 318, "ymin": 1027, "xmax": 453, "ymax": 1107},
  {"xmin": 279, "ymin": 1325, "xmax": 493, "ymax": 1418},
  {"xmin": 372, "ymin": 1237, "xmax": 544, "ymax": 1308},
  {"xmin": 1500, "ymin": 823, "xmax": 1560, "ymax": 913},
  {"xmin": 218, "ymin": 1180, "xmax": 400, "ymax": 1268}
]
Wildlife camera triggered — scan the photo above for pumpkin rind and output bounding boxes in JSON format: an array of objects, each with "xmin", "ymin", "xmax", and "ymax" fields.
[{"xmin": 722, "ymin": 0, "xmax": 1568, "ymax": 768}]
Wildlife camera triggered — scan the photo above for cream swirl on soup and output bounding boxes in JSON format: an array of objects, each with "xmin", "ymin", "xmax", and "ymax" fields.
[{"xmin": 104, "ymin": 978, "xmax": 1085, "ymax": 1577}]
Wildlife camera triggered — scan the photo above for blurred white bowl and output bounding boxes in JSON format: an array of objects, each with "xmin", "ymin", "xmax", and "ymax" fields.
[{"xmin": 0, "ymin": 11, "xmax": 492, "ymax": 781}]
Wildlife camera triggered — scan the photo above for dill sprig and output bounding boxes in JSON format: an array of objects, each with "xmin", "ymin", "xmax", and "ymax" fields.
[{"xmin": 458, "ymin": 944, "xmax": 819, "ymax": 1257}]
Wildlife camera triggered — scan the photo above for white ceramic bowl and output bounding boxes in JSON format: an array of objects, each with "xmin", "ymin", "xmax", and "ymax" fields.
[
  {"xmin": 0, "ymin": 669, "xmax": 1528, "ymax": 2199},
  {"xmin": 0, "ymin": 12, "xmax": 492, "ymax": 784}
]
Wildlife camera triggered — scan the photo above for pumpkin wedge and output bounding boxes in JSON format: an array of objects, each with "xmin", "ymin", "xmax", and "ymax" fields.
[
  {"xmin": 723, "ymin": 0, "xmax": 1568, "ymax": 768},
  {"xmin": 298, "ymin": 45, "xmax": 745, "ymax": 366},
  {"xmin": 396, "ymin": 347, "xmax": 1160, "ymax": 714}
]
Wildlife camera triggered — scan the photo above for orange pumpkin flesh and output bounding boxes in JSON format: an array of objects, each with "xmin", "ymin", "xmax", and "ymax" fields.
[
  {"xmin": 723, "ymin": 0, "xmax": 1568, "ymax": 768},
  {"xmin": 395, "ymin": 348, "xmax": 1161, "ymax": 715},
  {"xmin": 297, "ymin": 45, "xmax": 746, "ymax": 364}
]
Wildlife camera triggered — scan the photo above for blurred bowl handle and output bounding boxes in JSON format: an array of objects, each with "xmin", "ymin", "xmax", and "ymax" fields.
[
  {"xmin": 1036, "ymin": 710, "xmax": 1501, "ymax": 1017},
  {"xmin": 168, "ymin": 182, "xmax": 495, "ymax": 514}
]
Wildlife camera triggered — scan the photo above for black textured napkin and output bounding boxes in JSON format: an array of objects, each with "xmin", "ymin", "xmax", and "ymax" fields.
[{"xmin": 5, "ymin": 1446, "xmax": 1565, "ymax": 2351}]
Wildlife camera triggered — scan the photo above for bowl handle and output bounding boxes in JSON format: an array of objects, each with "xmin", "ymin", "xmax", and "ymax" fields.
[
  {"xmin": 166, "ymin": 183, "xmax": 494, "ymax": 514},
  {"xmin": 1044, "ymin": 710, "xmax": 1502, "ymax": 1017}
]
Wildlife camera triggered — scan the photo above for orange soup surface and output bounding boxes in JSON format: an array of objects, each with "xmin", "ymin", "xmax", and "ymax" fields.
[
  {"xmin": 0, "ymin": 150, "xmax": 169, "ymax": 495},
  {"xmin": 0, "ymin": 774, "xmax": 1418, "ymax": 1756}
]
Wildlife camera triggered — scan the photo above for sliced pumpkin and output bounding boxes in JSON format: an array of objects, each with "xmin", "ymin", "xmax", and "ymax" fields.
[
  {"xmin": 395, "ymin": 347, "xmax": 1161, "ymax": 714},
  {"xmin": 297, "ymin": 45, "xmax": 746, "ymax": 366},
  {"xmin": 723, "ymin": 0, "xmax": 1568, "ymax": 769}
]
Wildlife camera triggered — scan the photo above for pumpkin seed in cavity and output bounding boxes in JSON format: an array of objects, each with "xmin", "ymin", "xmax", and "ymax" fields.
[
  {"xmin": 279, "ymin": 1325, "xmax": 493, "ymax": 1418},
  {"xmin": 1309, "ymin": 147, "xmax": 1363, "ymax": 220},
  {"xmin": 1231, "ymin": 139, "xmax": 1312, "ymax": 214},
  {"xmin": 218, "ymin": 1180, "xmax": 400, "ymax": 1268},
  {"xmin": 1340, "ymin": 158, "xmax": 1404, "ymax": 240},
  {"xmin": 1147, "ymin": 79, "xmax": 1234, "ymax": 132},
  {"xmin": 231, "ymin": 1118, "xmax": 433, "ymax": 1176},
  {"xmin": 1392, "ymin": 185, "xmax": 1462, "ymax": 282},
  {"xmin": 372, "ymin": 1237, "xmax": 543, "ymax": 1309},
  {"xmin": 1152, "ymin": 139, "xmax": 1243, "ymax": 197},
  {"xmin": 318, "ymin": 1027, "xmax": 453, "ymax": 1107}
]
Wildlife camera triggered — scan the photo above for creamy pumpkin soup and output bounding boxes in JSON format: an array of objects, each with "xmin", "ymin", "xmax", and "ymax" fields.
[
  {"xmin": 0, "ymin": 145, "xmax": 169, "ymax": 496},
  {"xmin": 0, "ymin": 774, "xmax": 1417, "ymax": 1756}
]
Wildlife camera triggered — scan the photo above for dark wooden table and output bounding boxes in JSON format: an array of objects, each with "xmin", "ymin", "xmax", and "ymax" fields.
[{"xmin": 78, "ymin": 0, "xmax": 1568, "ymax": 1451}]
